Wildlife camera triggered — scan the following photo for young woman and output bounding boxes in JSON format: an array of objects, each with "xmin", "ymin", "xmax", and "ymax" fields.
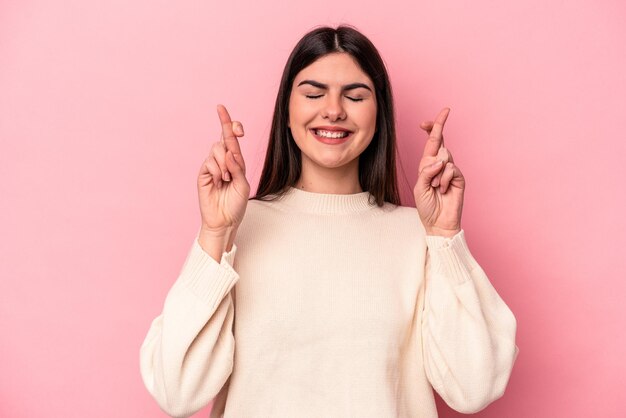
[{"xmin": 140, "ymin": 25, "xmax": 519, "ymax": 418}]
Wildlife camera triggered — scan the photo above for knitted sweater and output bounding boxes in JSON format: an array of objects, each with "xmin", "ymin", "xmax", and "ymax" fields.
[{"xmin": 140, "ymin": 187, "xmax": 519, "ymax": 418}]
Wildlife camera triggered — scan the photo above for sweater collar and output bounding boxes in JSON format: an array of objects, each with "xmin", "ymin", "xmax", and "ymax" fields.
[{"xmin": 277, "ymin": 186, "xmax": 377, "ymax": 214}]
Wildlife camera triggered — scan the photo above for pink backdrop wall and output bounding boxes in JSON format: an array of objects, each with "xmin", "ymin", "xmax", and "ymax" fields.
[{"xmin": 2, "ymin": 0, "xmax": 625, "ymax": 416}]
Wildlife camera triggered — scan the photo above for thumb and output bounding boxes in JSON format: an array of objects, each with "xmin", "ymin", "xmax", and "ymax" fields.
[{"xmin": 417, "ymin": 160, "xmax": 444, "ymax": 189}]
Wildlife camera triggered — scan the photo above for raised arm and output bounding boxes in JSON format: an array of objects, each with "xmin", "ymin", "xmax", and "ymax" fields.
[
  {"xmin": 415, "ymin": 109, "xmax": 518, "ymax": 412},
  {"xmin": 421, "ymin": 231, "xmax": 519, "ymax": 413},
  {"xmin": 139, "ymin": 104, "xmax": 250, "ymax": 417},
  {"xmin": 140, "ymin": 237, "xmax": 239, "ymax": 417}
]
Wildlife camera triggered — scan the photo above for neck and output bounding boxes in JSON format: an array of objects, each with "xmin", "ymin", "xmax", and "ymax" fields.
[{"xmin": 294, "ymin": 156, "xmax": 362, "ymax": 194}]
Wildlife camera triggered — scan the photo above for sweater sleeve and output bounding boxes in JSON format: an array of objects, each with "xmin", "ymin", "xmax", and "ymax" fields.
[
  {"xmin": 421, "ymin": 230, "xmax": 519, "ymax": 414},
  {"xmin": 139, "ymin": 234, "xmax": 239, "ymax": 418}
]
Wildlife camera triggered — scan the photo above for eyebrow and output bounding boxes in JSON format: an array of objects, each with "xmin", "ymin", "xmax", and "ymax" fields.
[{"xmin": 297, "ymin": 79, "xmax": 373, "ymax": 92}]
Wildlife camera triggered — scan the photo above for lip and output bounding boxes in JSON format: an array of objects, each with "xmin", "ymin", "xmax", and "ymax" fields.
[
  {"xmin": 311, "ymin": 126, "xmax": 353, "ymax": 132},
  {"xmin": 309, "ymin": 128, "xmax": 353, "ymax": 145}
]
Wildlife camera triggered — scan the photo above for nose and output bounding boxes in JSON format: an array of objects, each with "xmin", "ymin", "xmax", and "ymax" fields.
[{"xmin": 321, "ymin": 94, "xmax": 346, "ymax": 121}]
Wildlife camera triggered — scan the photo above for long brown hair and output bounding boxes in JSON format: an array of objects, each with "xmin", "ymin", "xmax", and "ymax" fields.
[{"xmin": 252, "ymin": 25, "xmax": 400, "ymax": 206}]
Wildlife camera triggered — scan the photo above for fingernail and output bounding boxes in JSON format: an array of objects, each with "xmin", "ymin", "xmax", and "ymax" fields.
[
  {"xmin": 224, "ymin": 171, "xmax": 231, "ymax": 181},
  {"xmin": 235, "ymin": 124, "xmax": 243, "ymax": 135}
]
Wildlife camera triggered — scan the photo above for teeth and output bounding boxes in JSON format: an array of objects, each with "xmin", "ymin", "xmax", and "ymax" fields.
[{"xmin": 315, "ymin": 129, "xmax": 349, "ymax": 139}]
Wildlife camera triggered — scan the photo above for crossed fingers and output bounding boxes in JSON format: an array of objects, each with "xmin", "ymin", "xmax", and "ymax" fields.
[
  {"xmin": 217, "ymin": 104, "xmax": 244, "ymax": 159},
  {"xmin": 205, "ymin": 104, "xmax": 245, "ymax": 187},
  {"xmin": 420, "ymin": 108, "xmax": 454, "ymax": 188}
]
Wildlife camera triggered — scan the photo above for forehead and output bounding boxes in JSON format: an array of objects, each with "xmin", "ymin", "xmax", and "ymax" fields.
[{"xmin": 294, "ymin": 53, "xmax": 373, "ymax": 87}]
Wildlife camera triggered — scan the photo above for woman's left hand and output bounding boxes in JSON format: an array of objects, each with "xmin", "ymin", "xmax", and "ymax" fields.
[{"xmin": 414, "ymin": 108, "xmax": 465, "ymax": 238}]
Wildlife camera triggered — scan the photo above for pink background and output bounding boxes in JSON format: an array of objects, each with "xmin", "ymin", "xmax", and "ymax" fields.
[{"xmin": 1, "ymin": 0, "xmax": 625, "ymax": 417}]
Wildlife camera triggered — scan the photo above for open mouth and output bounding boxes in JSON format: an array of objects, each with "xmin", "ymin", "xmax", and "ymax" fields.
[{"xmin": 310, "ymin": 129, "xmax": 353, "ymax": 140}]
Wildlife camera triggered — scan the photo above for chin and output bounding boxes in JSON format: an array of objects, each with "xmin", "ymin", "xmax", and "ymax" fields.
[
  {"xmin": 312, "ymin": 158, "xmax": 346, "ymax": 169},
  {"xmin": 307, "ymin": 151, "xmax": 350, "ymax": 168}
]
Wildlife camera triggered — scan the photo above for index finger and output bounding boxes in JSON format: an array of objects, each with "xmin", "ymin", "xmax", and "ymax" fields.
[
  {"xmin": 216, "ymin": 104, "xmax": 242, "ymax": 155},
  {"xmin": 422, "ymin": 108, "xmax": 449, "ymax": 157}
]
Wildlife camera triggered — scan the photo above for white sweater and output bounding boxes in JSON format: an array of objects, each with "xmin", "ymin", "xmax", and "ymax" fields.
[{"xmin": 140, "ymin": 187, "xmax": 519, "ymax": 418}]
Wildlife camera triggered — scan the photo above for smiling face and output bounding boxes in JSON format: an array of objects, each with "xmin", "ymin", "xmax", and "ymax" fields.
[{"xmin": 288, "ymin": 52, "xmax": 377, "ymax": 175}]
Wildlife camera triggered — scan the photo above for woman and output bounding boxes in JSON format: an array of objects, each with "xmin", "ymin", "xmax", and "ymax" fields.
[{"xmin": 140, "ymin": 25, "xmax": 519, "ymax": 418}]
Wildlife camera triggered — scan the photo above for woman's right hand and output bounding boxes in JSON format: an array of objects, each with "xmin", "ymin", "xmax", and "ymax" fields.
[{"xmin": 197, "ymin": 104, "xmax": 250, "ymax": 236}]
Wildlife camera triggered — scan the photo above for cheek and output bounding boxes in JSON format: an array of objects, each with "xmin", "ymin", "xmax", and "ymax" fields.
[
  {"xmin": 288, "ymin": 98, "xmax": 306, "ymax": 128},
  {"xmin": 359, "ymin": 104, "xmax": 378, "ymax": 134},
  {"xmin": 291, "ymin": 101, "xmax": 318, "ymax": 133},
  {"xmin": 287, "ymin": 102, "xmax": 305, "ymax": 145},
  {"xmin": 287, "ymin": 97, "xmax": 295, "ymax": 127}
]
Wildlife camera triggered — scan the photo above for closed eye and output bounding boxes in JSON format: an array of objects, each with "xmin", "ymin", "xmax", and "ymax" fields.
[{"xmin": 305, "ymin": 94, "xmax": 363, "ymax": 102}]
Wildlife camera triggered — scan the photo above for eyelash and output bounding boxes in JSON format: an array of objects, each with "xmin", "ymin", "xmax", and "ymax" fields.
[{"xmin": 305, "ymin": 94, "xmax": 364, "ymax": 102}]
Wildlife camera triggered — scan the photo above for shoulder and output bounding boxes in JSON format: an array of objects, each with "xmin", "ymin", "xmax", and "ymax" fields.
[
  {"xmin": 245, "ymin": 196, "xmax": 287, "ymax": 216},
  {"xmin": 377, "ymin": 201, "xmax": 421, "ymax": 224},
  {"xmin": 237, "ymin": 197, "xmax": 287, "ymax": 231},
  {"xmin": 370, "ymin": 201, "xmax": 427, "ymax": 240}
]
